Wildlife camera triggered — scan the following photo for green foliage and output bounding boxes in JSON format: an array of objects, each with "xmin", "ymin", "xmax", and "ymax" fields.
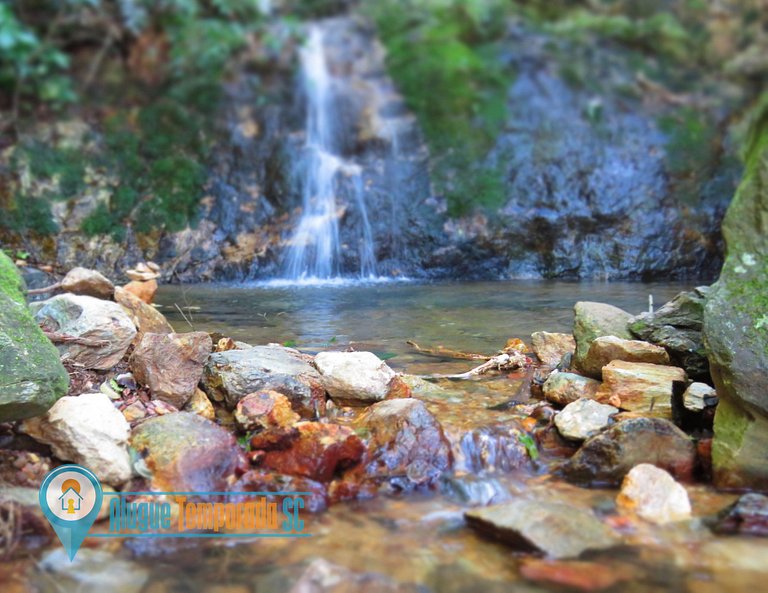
[
  {"xmin": 0, "ymin": 3, "xmax": 76, "ymax": 107},
  {"xmin": 545, "ymin": 10, "xmax": 694, "ymax": 61},
  {"xmin": 367, "ymin": 0, "xmax": 511, "ymax": 216},
  {"xmin": 2, "ymin": 0, "xmax": 261, "ymax": 238}
]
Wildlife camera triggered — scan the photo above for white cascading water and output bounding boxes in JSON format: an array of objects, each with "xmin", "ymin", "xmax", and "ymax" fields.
[{"xmin": 283, "ymin": 26, "xmax": 377, "ymax": 281}]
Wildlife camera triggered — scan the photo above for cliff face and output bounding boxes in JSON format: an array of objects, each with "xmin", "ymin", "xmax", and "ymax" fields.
[{"xmin": 1, "ymin": 3, "xmax": 762, "ymax": 282}]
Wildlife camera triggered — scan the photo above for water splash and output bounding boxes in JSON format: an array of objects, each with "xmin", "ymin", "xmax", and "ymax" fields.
[{"xmin": 283, "ymin": 25, "xmax": 377, "ymax": 281}]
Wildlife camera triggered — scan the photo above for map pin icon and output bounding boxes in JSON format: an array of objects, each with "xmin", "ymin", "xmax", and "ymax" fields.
[{"xmin": 39, "ymin": 464, "xmax": 103, "ymax": 560}]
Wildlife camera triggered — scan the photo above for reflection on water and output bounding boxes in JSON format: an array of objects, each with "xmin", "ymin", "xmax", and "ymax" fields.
[
  {"xmin": 156, "ymin": 280, "xmax": 692, "ymax": 370},
  {"xmin": 10, "ymin": 280, "xmax": 768, "ymax": 593}
]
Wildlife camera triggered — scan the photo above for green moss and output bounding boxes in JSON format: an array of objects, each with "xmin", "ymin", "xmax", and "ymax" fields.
[
  {"xmin": 0, "ymin": 251, "xmax": 25, "ymax": 305},
  {"xmin": 367, "ymin": 0, "xmax": 511, "ymax": 216},
  {"xmin": 712, "ymin": 395, "xmax": 750, "ymax": 469}
]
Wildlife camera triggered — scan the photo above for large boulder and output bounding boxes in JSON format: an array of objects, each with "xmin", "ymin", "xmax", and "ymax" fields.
[
  {"xmin": 32, "ymin": 293, "xmax": 136, "ymax": 370},
  {"xmin": 573, "ymin": 302, "xmax": 633, "ymax": 372},
  {"xmin": 629, "ymin": 287, "xmax": 710, "ymax": 380},
  {"xmin": 0, "ymin": 253, "xmax": 69, "ymax": 421},
  {"xmin": 114, "ymin": 286, "xmax": 174, "ymax": 344},
  {"xmin": 130, "ymin": 412, "xmax": 245, "ymax": 491},
  {"xmin": 21, "ymin": 392, "xmax": 132, "ymax": 486},
  {"xmin": 704, "ymin": 102, "xmax": 768, "ymax": 489},
  {"xmin": 314, "ymin": 351, "xmax": 403, "ymax": 406},
  {"xmin": 358, "ymin": 398, "xmax": 452, "ymax": 488},
  {"xmin": 558, "ymin": 417, "xmax": 696, "ymax": 487},
  {"xmin": 202, "ymin": 345, "xmax": 324, "ymax": 417},
  {"xmin": 130, "ymin": 332, "xmax": 212, "ymax": 408},
  {"xmin": 464, "ymin": 499, "xmax": 619, "ymax": 559}
]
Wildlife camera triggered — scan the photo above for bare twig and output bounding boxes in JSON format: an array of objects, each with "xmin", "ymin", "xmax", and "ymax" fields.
[
  {"xmin": 27, "ymin": 281, "xmax": 63, "ymax": 295},
  {"xmin": 420, "ymin": 351, "xmax": 529, "ymax": 381},
  {"xmin": 406, "ymin": 340, "xmax": 490, "ymax": 361}
]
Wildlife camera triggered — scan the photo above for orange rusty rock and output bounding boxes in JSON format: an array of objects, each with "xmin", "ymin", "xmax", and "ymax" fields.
[
  {"xmin": 254, "ymin": 422, "xmax": 365, "ymax": 482},
  {"xmin": 520, "ymin": 558, "xmax": 634, "ymax": 591},
  {"xmin": 123, "ymin": 279, "xmax": 158, "ymax": 304}
]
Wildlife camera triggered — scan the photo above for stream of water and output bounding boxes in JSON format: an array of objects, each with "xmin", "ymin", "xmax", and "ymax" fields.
[{"xmin": 7, "ymin": 280, "xmax": 768, "ymax": 592}]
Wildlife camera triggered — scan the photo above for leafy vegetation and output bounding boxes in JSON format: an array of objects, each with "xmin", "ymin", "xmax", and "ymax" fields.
[{"xmin": 1, "ymin": 0, "xmax": 264, "ymax": 238}]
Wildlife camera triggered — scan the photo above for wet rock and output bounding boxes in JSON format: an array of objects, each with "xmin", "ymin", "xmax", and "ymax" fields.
[
  {"xmin": 183, "ymin": 387, "xmax": 216, "ymax": 421},
  {"xmin": 530, "ymin": 332, "xmax": 575, "ymax": 368},
  {"xmin": 712, "ymin": 493, "xmax": 768, "ymax": 536},
  {"xmin": 33, "ymin": 293, "xmax": 136, "ymax": 370},
  {"xmin": 123, "ymin": 279, "xmax": 158, "ymax": 304},
  {"xmin": 232, "ymin": 470, "xmax": 328, "ymax": 513},
  {"xmin": 595, "ymin": 360, "xmax": 686, "ymax": 418},
  {"xmin": 581, "ymin": 336, "xmax": 670, "ymax": 379},
  {"xmin": 234, "ymin": 390, "xmax": 299, "ymax": 432},
  {"xmin": 440, "ymin": 475, "xmax": 512, "ymax": 506},
  {"xmin": 464, "ymin": 499, "xmax": 619, "ymax": 559},
  {"xmin": 629, "ymin": 287, "xmax": 710, "ymax": 380},
  {"xmin": 114, "ymin": 286, "xmax": 174, "ymax": 344},
  {"xmin": 519, "ymin": 558, "xmax": 635, "ymax": 592},
  {"xmin": 130, "ymin": 332, "xmax": 212, "ymax": 408},
  {"xmin": 126, "ymin": 262, "xmax": 161, "ymax": 282},
  {"xmin": 121, "ymin": 400, "xmax": 148, "ymax": 423},
  {"xmin": 130, "ymin": 412, "xmax": 245, "ymax": 491},
  {"xmin": 683, "ymin": 382, "xmax": 718, "ymax": 412},
  {"xmin": 35, "ymin": 548, "xmax": 149, "ymax": 593},
  {"xmin": 21, "ymin": 392, "xmax": 132, "ymax": 486},
  {"xmin": 314, "ymin": 351, "xmax": 406, "ymax": 406},
  {"xmin": 617, "ymin": 463, "xmax": 691, "ymax": 524},
  {"xmin": 254, "ymin": 421, "xmax": 365, "ymax": 482},
  {"xmin": 288, "ymin": 558, "xmax": 420, "ymax": 593},
  {"xmin": 202, "ymin": 345, "xmax": 324, "ymax": 418},
  {"xmin": 559, "ymin": 417, "xmax": 696, "ymax": 487},
  {"xmin": 542, "ymin": 372, "xmax": 600, "ymax": 406},
  {"xmin": 555, "ymin": 398, "xmax": 618, "ymax": 441},
  {"xmin": 60, "ymin": 267, "xmax": 114, "ymax": 300},
  {"xmin": 359, "ymin": 398, "xmax": 452, "ymax": 488},
  {"xmin": 0, "ymin": 252, "xmax": 69, "ymax": 421},
  {"xmin": 573, "ymin": 302, "xmax": 633, "ymax": 372},
  {"xmin": 0, "ymin": 486, "xmax": 53, "ymax": 553},
  {"xmin": 453, "ymin": 423, "xmax": 532, "ymax": 473}
]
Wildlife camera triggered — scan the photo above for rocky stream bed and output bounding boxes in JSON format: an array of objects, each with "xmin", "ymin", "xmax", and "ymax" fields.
[{"xmin": 2, "ymin": 256, "xmax": 768, "ymax": 593}]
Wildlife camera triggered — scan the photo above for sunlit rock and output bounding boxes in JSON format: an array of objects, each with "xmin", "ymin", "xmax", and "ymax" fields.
[
  {"xmin": 617, "ymin": 463, "xmax": 691, "ymax": 524},
  {"xmin": 543, "ymin": 372, "xmax": 600, "ymax": 406},
  {"xmin": 358, "ymin": 398, "xmax": 452, "ymax": 489},
  {"xmin": 314, "ymin": 351, "xmax": 408, "ymax": 406},
  {"xmin": 581, "ymin": 336, "xmax": 670, "ymax": 379},
  {"xmin": 32, "ymin": 293, "xmax": 136, "ymax": 370},
  {"xmin": 573, "ymin": 302, "xmax": 633, "ymax": 372},
  {"xmin": 555, "ymin": 398, "xmax": 618, "ymax": 441},
  {"xmin": 595, "ymin": 360, "xmax": 686, "ymax": 418},
  {"xmin": 531, "ymin": 331, "xmax": 575, "ymax": 368},
  {"xmin": 558, "ymin": 417, "xmax": 696, "ymax": 487},
  {"xmin": 21, "ymin": 392, "xmax": 132, "ymax": 486},
  {"xmin": 202, "ymin": 345, "xmax": 325, "ymax": 418},
  {"xmin": 60, "ymin": 267, "xmax": 114, "ymax": 300},
  {"xmin": 130, "ymin": 412, "xmax": 245, "ymax": 491},
  {"xmin": 130, "ymin": 331, "xmax": 212, "ymax": 408},
  {"xmin": 465, "ymin": 499, "xmax": 620, "ymax": 559}
]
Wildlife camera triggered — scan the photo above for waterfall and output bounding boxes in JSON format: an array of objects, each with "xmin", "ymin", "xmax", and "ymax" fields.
[{"xmin": 282, "ymin": 26, "xmax": 377, "ymax": 281}]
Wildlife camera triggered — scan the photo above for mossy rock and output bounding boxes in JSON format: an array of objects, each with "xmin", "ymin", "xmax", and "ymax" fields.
[
  {"xmin": 704, "ymin": 96, "xmax": 768, "ymax": 489},
  {"xmin": 0, "ymin": 252, "xmax": 69, "ymax": 421}
]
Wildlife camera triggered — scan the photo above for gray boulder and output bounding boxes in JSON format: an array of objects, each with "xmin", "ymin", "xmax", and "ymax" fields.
[
  {"xmin": 33, "ymin": 293, "xmax": 136, "ymax": 370},
  {"xmin": 573, "ymin": 301, "xmax": 632, "ymax": 372}
]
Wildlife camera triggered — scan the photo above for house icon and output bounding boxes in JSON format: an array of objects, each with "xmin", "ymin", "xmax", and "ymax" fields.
[{"xmin": 59, "ymin": 479, "xmax": 83, "ymax": 514}]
